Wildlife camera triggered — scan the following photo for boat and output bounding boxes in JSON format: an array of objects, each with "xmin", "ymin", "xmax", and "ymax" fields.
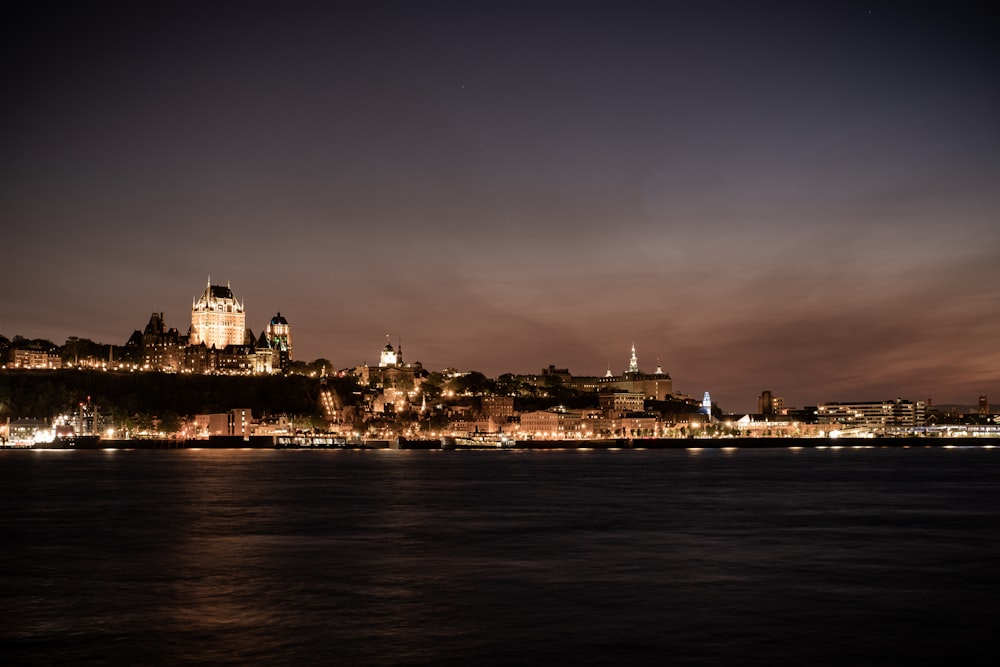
[
  {"xmin": 33, "ymin": 435, "xmax": 101, "ymax": 449},
  {"xmin": 443, "ymin": 433, "xmax": 517, "ymax": 449}
]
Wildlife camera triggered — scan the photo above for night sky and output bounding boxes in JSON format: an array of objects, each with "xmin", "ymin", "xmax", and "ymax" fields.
[{"xmin": 2, "ymin": 1, "xmax": 997, "ymax": 412}]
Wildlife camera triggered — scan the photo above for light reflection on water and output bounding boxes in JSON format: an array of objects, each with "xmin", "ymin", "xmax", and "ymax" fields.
[{"xmin": 1, "ymin": 447, "xmax": 999, "ymax": 665}]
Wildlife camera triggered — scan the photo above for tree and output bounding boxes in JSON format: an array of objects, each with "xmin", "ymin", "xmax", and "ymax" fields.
[
  {"xmin": 159, "ymin": 411, "xmax": 182, "ymax": 435},
  {"xmin": 494, "ymin": 373, "xmax": 524, "ymax": 396},
  {"xmin": 288, "ymin": 358, "xmax": 332, "ymax": 377},
  {"xmin": 419, "ymin": 372, "xmax": 444, "ymax": 400},
  {"xmin": 450, "ymin": 371, "xmax": 493, "ymax": 396}
]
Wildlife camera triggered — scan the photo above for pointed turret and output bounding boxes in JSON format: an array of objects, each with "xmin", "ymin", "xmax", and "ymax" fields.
[{"xmin": 628, "ymin": 343, "xmax": 639, "ymax": 374}]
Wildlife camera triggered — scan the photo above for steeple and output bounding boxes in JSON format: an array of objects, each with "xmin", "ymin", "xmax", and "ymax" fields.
[{"xmin": 628, "ymin": 343, "xmax": 639, "ymax": 374}]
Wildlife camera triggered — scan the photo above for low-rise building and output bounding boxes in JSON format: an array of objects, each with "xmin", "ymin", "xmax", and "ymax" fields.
[
  {"xmin": 519, "ymin": 409, "xmax": 593, "ymax": 438},
  {"xmin": 817, "ymin": 399, "xmax": 925, "ymax": 433},
  {"xmin": 8, "ymin": 348, "xmax": 62, "ymax": 369},
  {"xmin": 192, "ymin": 409, "xmax": 253, "ymax": 438}
]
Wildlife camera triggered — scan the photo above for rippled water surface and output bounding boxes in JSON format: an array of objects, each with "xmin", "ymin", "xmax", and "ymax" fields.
[{"xmin": 2, "ymin": 447, "xmax": 999, "ymax": 665}]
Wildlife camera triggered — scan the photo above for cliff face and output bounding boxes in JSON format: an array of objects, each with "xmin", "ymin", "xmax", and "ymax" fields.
[{"xmin": 0, "ymin": 370, "xmax": 339, "ymax": 420}]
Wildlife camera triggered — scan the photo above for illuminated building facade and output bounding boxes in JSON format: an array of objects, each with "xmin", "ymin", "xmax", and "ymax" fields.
[
  {"xmin": 192, "ymin": 409, "xmax": 252, "ymax": 438},
  {"xmin": 264, "ymin": 312, "xmax": 292, "ymax": 372},
  {"xmin": 189, "ymin": 280, "xmax": 246, "ymax": 350},
  {"xmin": 556, "ymin": 345, "xmax": 673, "ymax": 400},
  {"xmin": 817, "ymin": 399, "xmax": 926, "ymax": 432},
  {"xmin": 379, "ymin": 337, "xmax": 400, "ymax": 367},
  {"xmin": 355, "ymin": 335, "xmax": 426, "ymax": 389},
  {"xmin": 758, "ymin": 390, "xmax": 785, "ymax": 416},
  {"xmin": 599, "ymin": 392, "xmax": 645, "ymax": 417},
  {"xmin": 519, "ymin": 409, "xmax": 592, "ymax": 438},
  {"xmin": 8, "ymin": 348, "xmax": 62, "ymax": 369},
  {"xmin": 482, "ymin": 396, "xmax": 515, "ymax": 419},
  {"xmin": 141, "ymin": 312, "xmax": 183, "ymax": 371},
  {"xmin": 266, "ymin": 313, "xmax": 292, "ymax": 358}
]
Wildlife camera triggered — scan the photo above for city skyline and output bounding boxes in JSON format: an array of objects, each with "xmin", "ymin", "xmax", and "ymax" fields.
[{"xmin": 3, "ymin": 1, "xmax": 998, "ymax": 413}]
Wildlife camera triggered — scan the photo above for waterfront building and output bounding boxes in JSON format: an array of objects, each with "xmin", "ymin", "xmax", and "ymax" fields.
[
  {"xmin": 519, "ymin": 408, "xmax": 593, "ymax": 438},
  {"xmin": 446, "ymin": 417, "xmax": 497, "ymax": 436},
  {"xmin": 192, "ymin": 409, "xmax": 253, "ymax": 438},
  {"xmin": 758, "ymin": 390, "xmax": 785, "ymax": 416},
  {"xmin": 731, "ymin": 414, "xmax": 826, "ymax": 438},
  {"xmin": 817, "ymin": 399, "xmax": 926, "ymax": 433},
  {"xmin": 592, "ymin": 414, "xmax": 659, "ymax": 438},
  {"xmin": 189, "ymin": 279, "xmax": 246, "ymax": 350},
  {"xmin": 5, "ymin": 418, "xmax": 53, "ymax": 446}
]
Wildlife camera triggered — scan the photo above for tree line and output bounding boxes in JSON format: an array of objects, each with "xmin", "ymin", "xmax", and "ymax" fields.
[{"xmin": 0, "ymin": 370, "xmax": 361, "ymax": 422}]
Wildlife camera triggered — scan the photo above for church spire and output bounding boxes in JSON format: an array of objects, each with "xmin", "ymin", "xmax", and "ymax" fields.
[{"xmin": 628, "ymin": 343, "xmax": 639, "ymax": 374}]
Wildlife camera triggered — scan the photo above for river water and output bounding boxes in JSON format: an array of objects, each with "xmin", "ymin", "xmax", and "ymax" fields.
[{"xmin": 2, "ymin": 446, "xmax": 998, "ymax": 665}]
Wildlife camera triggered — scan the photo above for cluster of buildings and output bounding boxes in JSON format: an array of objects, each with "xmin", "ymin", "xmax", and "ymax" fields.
[
  {"xmin": 305, "ymin": 336, "xmax": 704, "ymax": 439},
  {"xmin": 738, "ymin": 394, "xmax": 997, "ymax": 438},
  {"xmin": 4, "ymin": 280, "xmax": 295, "ymax": 374},
  {"xmin": 128, "ymin": 280, "xmax": 294, "ymax": 374},
  {"xmin": 3, "ymin": 278, "xmax": 998, "ymax": 443},
  {"xmin": 525, "ymin": 345, "xmax": 675, "ymax": 400}
]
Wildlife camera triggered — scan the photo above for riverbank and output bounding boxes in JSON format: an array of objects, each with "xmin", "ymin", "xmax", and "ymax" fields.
[{"xmin": 17, "ymin": 435, "xmax": 1000, "ymax": 450}]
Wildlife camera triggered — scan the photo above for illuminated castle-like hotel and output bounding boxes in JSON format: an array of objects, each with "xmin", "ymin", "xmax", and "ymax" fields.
[
  {"xmin": 122, "ymin": 278, "xmax": 292, "ymax": 374},
  {"xmin": 189, "ymin": 279, "xmax": 246, "ymax": 350}
]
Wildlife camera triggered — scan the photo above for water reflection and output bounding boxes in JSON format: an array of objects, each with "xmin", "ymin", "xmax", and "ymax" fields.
[{"xmin": 1, "ymin": 448, "xmax": 999, "ymax": 665}]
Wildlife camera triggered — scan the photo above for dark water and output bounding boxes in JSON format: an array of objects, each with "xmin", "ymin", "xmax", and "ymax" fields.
[{"xmin": 2, "ymin": 447, "xmax": 999, "ymax": 665}]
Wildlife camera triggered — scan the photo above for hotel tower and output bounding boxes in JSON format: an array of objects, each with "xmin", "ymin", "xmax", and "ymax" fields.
[{"xmin": 189, "ymin": 279, "xmax": 246, "ymax": 350}]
